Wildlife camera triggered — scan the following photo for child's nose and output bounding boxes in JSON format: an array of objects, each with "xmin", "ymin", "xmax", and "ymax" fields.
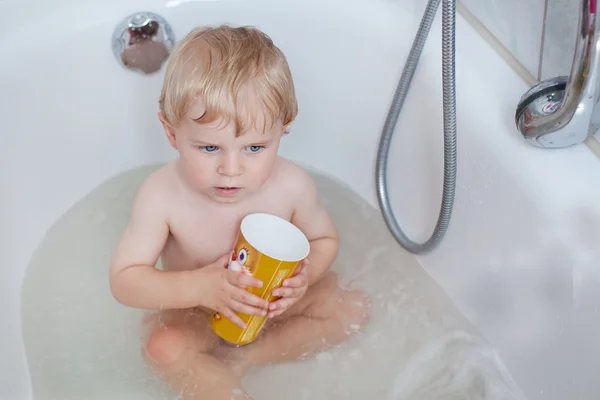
[{"xmin": 218, "ymin": 152, "xmax": 243, "ymax": 177}]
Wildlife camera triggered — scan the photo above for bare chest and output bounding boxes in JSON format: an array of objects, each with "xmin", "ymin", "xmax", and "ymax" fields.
[{"xmin": 161, "ymin": 196, "xmax": 294, "ymax": 271}]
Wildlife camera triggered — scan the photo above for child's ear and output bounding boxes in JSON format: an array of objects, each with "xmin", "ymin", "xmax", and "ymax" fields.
[
  {"xmin": 282, "ymin": 123, "xmax": 292, "ymax": 136},
  {"xmin": 158, "ymin": 111, "xmax": 178, "ymax": 150}
]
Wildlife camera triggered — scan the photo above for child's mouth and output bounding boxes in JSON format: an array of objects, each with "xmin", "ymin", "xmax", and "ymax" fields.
[{"xmin": 214, "ymin": 187, "xmax": 242, "ymax": 197}]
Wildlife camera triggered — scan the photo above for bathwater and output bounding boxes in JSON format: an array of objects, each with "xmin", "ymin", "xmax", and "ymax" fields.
[{"xmin": 21, "ymin": 164, "xmax": 527, "ymax": 400}]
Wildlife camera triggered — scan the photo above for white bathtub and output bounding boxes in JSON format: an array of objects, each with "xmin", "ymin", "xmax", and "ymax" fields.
[{"xmin": 2, "ymin": 0, "xmax": 600, "ymax": 399}]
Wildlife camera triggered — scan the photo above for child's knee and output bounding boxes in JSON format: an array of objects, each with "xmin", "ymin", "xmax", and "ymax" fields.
[{"xmin": 144, "ymin": 325, "xmax": 189, "ymax": 365}]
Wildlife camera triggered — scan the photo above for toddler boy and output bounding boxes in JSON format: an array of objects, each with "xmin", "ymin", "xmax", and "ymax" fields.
[{"xmin": 109, "ymin": 24, "xmax": 370, "ymax": 399}]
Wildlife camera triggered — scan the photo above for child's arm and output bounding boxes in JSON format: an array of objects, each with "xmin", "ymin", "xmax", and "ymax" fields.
[
  {"xmin": 290, "ymin": 170, "xmax": 339, "ymax": 286},
  {"xmin": 109, "ymin": 177, "xmax": 199, "ymax": 310},
  {"xmin": 109, "ymin": 174, "xmax": 268, "ymax": 326},
  {"xmin": 267, "ymin": 167, "xmax": 339, "ymax": 318}
]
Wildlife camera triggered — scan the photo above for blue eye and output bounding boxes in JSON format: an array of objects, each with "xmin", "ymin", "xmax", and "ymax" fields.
[
  {"xmin": 247, "ymin": 145, "xmax": 263, "ymax": 153},
  {"xmin": 238, "ymin": 248, "xmax": 248, "ymax": 264},
  {"xmin": 201, "ymin": 146, "xmax": 218, "ymax": 153}
]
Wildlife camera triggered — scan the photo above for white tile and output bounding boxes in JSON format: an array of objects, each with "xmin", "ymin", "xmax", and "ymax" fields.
[
  {"xmin": 540, "ymin": 0, "xmax": 579, "ymax": 79},
  {"xmin": 459, "ymin": 0, "xmax": 546, "ymax": 78}
]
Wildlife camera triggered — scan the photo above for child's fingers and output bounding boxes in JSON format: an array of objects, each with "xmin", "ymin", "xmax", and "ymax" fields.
[
  {"xmin": 272, "ymin": 285, "xmax": 304, "ymax": 298},
  {"xmin": 268, "ymin": 309, "xmax": 285, "ymax": 318},
  {"xmin": 296, "ymin": 259, "xmax": 309, "ymax": 274},
  {"xmin": 230, "ymin": 298, "xmax": 268, "ymax": 317},
  {"xmin": 296, "ymin": 259, "xmax": 309, "ymax": 272},
  {"xmin": 230, "ymin": 286, "xmax": 269, "ymax": 309},
  {"xmin": 219, "ymin": 307, "xmax": 247, "ymax": 329},
  {"xmin": 282, "ymin": 268, "xmax": 308, "ymax": 288},
  {"xmin": 268, "ymin": 297, "xmax": 295, "ymax": 314},
  {"xmin": 280, "ymin": 277, "xmax": 305, "ymax": 290},
  {"xmin": 227, "ymin": 270, "xmax": 263, "ymax": 288}
]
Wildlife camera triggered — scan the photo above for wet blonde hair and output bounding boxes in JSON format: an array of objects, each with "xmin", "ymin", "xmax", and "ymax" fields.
[{"xmin": 159, "ymin": 25, "xmax": 298, "ymax": 134}]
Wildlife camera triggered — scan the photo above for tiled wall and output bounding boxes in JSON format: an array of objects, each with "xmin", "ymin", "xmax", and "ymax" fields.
[{"xmin": 459, "ymin": 0, "xmax": 579, "ymax": 81}]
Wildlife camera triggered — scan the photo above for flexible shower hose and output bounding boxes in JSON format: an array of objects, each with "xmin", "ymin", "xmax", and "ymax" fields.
[{"xmin": 375, "ymin": 0, "xmax": 457, "ymax": 254}]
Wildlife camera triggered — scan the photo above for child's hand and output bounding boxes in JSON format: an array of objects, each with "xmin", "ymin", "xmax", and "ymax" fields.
[
  {"xmin": 200, "ymin": 253, "xmax": 269, "ymax": 329},
  {"xmin": 268, "ymin": 259, "xmax": 310, "ymax": 318}
]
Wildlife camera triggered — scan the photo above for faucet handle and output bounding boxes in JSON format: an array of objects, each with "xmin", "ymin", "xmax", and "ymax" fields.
[
  {"xmin": 515, "ymin": 76, "xmax": 575, "ymax": 147},
  {"xmin": 112, "ymin": 12, "xmax": 175, "ymax": 74},
  {"xmin": 515, "ymin": 0, "xmax": 600, "ymax": 148}
]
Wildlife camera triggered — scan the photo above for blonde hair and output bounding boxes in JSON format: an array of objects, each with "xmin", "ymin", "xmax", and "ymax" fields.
[{"xmin": 159, "ymin": 25, "xmax": 298, "ymax": 134}]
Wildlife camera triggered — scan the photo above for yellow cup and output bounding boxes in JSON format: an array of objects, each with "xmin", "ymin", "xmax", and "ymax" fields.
[{"xmin": 210, "ymin": 213, "xmax": 310, "ymax": 346}]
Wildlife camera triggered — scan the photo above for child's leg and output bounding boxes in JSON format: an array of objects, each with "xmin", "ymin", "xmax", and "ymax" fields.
[
  {"xmin": 236, "ymin": 272, "xmax": 371, "ymax": 371},
  {"xmin": 142, "ymin": 308, "xmax": 252, "ymax": 400}
]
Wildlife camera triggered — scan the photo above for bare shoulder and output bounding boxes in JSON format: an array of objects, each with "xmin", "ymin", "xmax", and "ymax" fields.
[
  {"xmin": 274, "ymin": 158, "xmax": 338, "ymax": 246},
  {"xmin": 272, "ymin": 157, "xmax": 318, "ymax": 198},
  {"xmin": 131, "ymin": 162, "xmax": 179, "ymax": 217}
]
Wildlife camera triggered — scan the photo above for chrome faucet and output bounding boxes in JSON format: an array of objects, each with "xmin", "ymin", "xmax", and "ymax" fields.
[
  {"xmin": 112, "ymin": 12, "xmax": 175, "ymax": 74},
  {"xmin": 515, "ymin": 0, "xmax": 600, "ymax": 148}
]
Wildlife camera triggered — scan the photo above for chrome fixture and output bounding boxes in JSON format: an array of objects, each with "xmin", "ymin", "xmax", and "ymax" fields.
[
  {"xmin": 112, "ymin": 12, "xmax": 175, "ymax": 74},
  {"xmin": 515, "ymin": 0, "xmax": 600, "ymax": 148}
]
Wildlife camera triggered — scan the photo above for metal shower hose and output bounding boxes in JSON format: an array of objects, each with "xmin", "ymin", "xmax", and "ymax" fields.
[{"xmin": 375, "ymin": 0, "xmax": 457, "ymax": 254}]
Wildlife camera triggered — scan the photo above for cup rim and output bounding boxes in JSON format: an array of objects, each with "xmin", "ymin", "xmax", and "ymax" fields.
[{"xmin": 240, "ymin": 213, "xmax": 310, "ymax": 262}]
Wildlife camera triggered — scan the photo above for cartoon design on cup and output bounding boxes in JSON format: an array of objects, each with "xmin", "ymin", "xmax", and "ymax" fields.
[{"xmin": 227, "ymin": 247, "xmax": 253, "ymax": 276}]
